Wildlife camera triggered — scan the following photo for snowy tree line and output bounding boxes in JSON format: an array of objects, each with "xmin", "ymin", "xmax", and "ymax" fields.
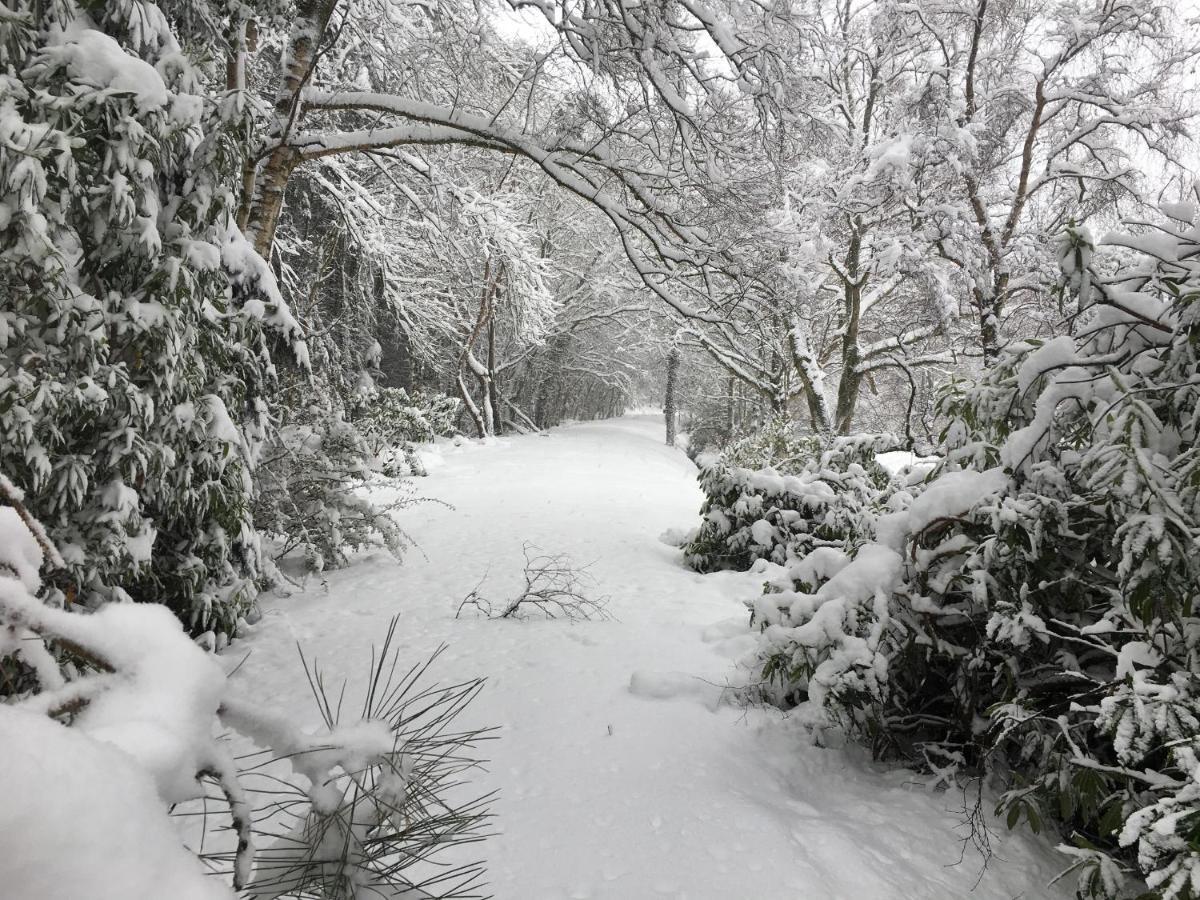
[{"xmin": 3, "ymin": 0, "xmax": 1194, "ymax": 630}]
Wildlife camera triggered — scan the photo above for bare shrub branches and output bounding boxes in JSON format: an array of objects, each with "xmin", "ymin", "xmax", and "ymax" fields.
[{"xmin": 456, "ymin": 544, "xmax": 610, "ymax": 622}]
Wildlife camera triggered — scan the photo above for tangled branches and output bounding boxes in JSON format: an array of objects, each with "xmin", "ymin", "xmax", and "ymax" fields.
[{"xmin": 456, "ymin": 544, "xmax": 610, "ymax": 622}]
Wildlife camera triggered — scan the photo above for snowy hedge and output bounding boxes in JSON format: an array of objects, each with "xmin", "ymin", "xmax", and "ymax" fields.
[
  {"xmin": 352, "ymin": 386, "xmax": 461, "ymax": 477},
  {"xmin": 253, "ymin": 398, "xmax": 412, "ymax": 575},
  {"xmin": 700, "ymin": 209, "xmax": 1200, "ymax": 899},
  {"xmin": 683, "ymin": 429, "xmax": 911, "ymax": 572},
  {"xmin": 251, "ymin": 384, "xmax": 462, "ymax": 574},
  {"xmin": 0, "ymin": 5, "xmax": 449, "ymax": 632}
]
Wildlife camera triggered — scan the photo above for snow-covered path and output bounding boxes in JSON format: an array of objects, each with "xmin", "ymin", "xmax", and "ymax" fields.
[{"xmin": 233, "ymin": 415, "xmax": 1073, "ymax": 900}]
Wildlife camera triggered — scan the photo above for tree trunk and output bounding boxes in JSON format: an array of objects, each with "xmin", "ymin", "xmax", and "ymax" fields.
[
  {"xmin": 243, "ymin": 1, "xmax": 336, "ymax": 255},
  {"xmin": 977, "ymin": 281, "xmax": 1005, "ymax": 364},
  {"xmin": 487, "ymin": 312, "xmax": 502, "ymax": 434},
  {"xmin": 228, "ymin": 17, "xmax": 259, "ymax": 231},
  {"xmin": 725, "ymin": 375, "xmax": 736, "ymax": 443},
  {"xmin": 832, "ymin": 222, "xmax": 864, "ymax": 434},
  {"xmin": 245, "ymin": 146, "xmax": 301, "ymax": 257},
  {"xmin": 456, "ymin": 372, "xmax": 488, "ymax": 438},
  {"xmin": 534, "ymin": 390, "xmax": 547, "ymax": 429},
  {"xmin": 457, "ymin": 261, "xmax": 501, "ymax": 438},
  {"xmin": 664, "ymin": 346, "xmax": 680, "ymax": 446}
]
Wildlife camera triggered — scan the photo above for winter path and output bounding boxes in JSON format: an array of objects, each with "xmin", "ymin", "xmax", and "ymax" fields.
[{"xmin": 227, "ymin": 414, "xmax": 1073, "ymax": 900}]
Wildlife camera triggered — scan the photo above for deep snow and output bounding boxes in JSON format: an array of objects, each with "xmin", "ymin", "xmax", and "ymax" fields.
[{"xmin": 222, "ymin": 414, "xmax": 1074, "ymax": 899}]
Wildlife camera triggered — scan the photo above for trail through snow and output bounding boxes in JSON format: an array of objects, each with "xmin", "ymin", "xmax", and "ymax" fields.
[{"xmin": 230, "ymin": 414, "xmax": 1073, "ymax": 900}]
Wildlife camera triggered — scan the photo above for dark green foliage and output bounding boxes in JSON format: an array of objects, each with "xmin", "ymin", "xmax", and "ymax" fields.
[
  {"xmin": 352, "ymin": 387, "xmax": 461, "ymax": 476},
  {"xmin": 698, "ymin": 214, "xmax": 1200, "ymax": 897},
  {"xmin": 683, "ymin": 426, "xmax": 902, "ymax": 572},
  {"xmin": 253, "ymin": 397, "xmax": 411, "ymax": 574},
  {"xmin": 0, "ymin": 5, "xmax": 304, "ymax": 634}
]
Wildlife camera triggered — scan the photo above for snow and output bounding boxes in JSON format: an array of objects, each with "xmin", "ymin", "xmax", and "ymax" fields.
[
  {"xmin": 219, "ymin": 414, "xmax": 1074, "ymax": 899},
  {"xmin": 0, "ymin": 505, "xmax": 235, "ymax": 899},
  {"xmin": 876, "ymin": 467, "xmax": 1008, "ymax": 550},
  {"xmin": 1159, "ymin": 200, "xmax": 1197, "ymax": 223},
  {"xmin": 786, "ymin": 545, "xmax": 851, "ymax": 588},
  {"xmin": 628, "ymin": 670, "xmax": 726, "ymax": 709},
  {"xmin": 218, "ymin": 697, "xmax": 396, "ymax": 814},
  {"xmin": 904, "ymin": 467, "xmax": 1008, "ymax": 535},
  {"xmin": 1116, "ymin": 641, "xmax": 1165, "ymax": 679},
  {"xmin": 875, "ymin": 449, "xmax": 937, "ymax": 476},
  {"xmin": 44, "ymin": 22, "xmax": 169, "ymax": 113},
  {"xmin": 1016, "ymin": 335, "xmax": 1077, "ymax": 395},
  {"xmin": 3, "ymin": 594, "xmax": 229, "ymax": 805},
  {"xmin": 865, "ymin": 134, "xmax": 914, "ymax": 180},
  {"xmin": 0, "ymin": 706, "xmax": 233, "ymax": 900},
  {"xmin": 0, "ymin": 505, "xmax": 43, "ymax": 591},
  {"xmin": 0, "ymin": 474, "xmax": 63, "ymax": 570},
  {"xmin": 749, "ymin": 516, "xmax": 777, "ymax": 547},
  {"xmin": 220, "ymin": 225, "xmax": 309, "ymax": 365},
  {"xmin": 202, "ymin": 394, "xmax": 242, "ymax": 446},
  {"xmin": 1001, "ymin": 360, "xmax": 1096, "ymax": 472}
]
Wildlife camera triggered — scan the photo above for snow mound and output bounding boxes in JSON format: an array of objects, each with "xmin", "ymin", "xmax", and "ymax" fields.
[
  {"xmin": 629, "ymin": 670, "xmax": 726, "ymax": 710},
  {"xmin": 657, "ymin": 526, "xmax": 697, "ymax": 547},
  {"xmin": 0, "ymin": 706, "xmax": 232, "ymax": 900},
  {"xmin": 44, "ymin": 22, "xmax": 169, "ymax": 112}
]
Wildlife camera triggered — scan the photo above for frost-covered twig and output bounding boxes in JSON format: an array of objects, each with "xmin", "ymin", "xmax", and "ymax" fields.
[
  {"xmin": 0, "ymin": 473, "xmax": 64, "ymax": 572},
  {"xmin": 197, "ymin": 744, "xmax": 255, "ymax": 890}
]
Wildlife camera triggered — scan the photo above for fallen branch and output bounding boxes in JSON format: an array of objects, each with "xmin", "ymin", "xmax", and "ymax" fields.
[{"xmin": 456, "ymin": 543, "xmax": 611, "ymax": 621}]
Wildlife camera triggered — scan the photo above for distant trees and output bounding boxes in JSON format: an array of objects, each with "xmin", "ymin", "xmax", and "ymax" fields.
[
  {"xmin": 913, "ymin": 0, "xmax": 1194, "ymax": 362},
  {"xmin": 127, "ymin": 0, "xmax": 1193, "ymax": 444}
]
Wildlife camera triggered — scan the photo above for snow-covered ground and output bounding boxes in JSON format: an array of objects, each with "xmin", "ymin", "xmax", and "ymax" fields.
[{"xmin": 228, "ymin": 414, "xmax": 1073, "ymax": 900}]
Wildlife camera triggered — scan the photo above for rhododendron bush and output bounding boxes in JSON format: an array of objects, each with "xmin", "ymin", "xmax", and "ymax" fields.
[{"xmin": 690, "ymin": 206, "xmax": 1200, "ymax": 900}]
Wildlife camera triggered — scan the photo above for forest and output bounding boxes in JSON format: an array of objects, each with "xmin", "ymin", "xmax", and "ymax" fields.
[{"xmin": 1, "ymin": 0, "xmax": 1199, "ymax": 898}]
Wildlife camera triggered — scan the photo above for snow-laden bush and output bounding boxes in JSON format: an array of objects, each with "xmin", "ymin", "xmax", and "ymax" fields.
[
  {"xmin": 0, "ymin": 4, "xmax": 419, "ymax": 635},
  {"xmin": 0, "ymin": 475, "xmax": 492, "ymax": 899},
  {"xmin": 351, "ymin": 387, "xmax": 461, "ymax": 477},
  {"xmin": 253, "ymin": 397, "xmax": 412, "ymax": 575},
  {"xmin": 683, "ymin": 427, "xmax": 904, "ymax": 572},
  {"xmin": 0, "ymin": 6, "xmax": 305, "ymax": 634},
  {"xmin": 738, "ymin": 206, "xmax": 1200, "ymax": 899}
]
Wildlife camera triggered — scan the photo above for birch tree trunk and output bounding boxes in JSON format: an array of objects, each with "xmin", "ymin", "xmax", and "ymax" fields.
[{"xmin": 243, "ymin": 0, "xmax": 336, "ymax": 256}]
